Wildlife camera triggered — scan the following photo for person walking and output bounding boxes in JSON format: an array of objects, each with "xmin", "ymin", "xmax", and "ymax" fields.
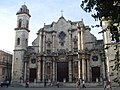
[
  {"xmin": 76, "ymin": 79, "xmax": 81, "ymax": 89},
  {"xmin": 25, "ymin": 81, "xmax": 29, "ymax": 88},
  {"xmin": 82, "ymin": 80, "xmax": 86, "ymax": 89},
  {"xmin": 44, "ymin": 79, "xmax": 47, "ymax": 87},
  {"xmin": 106, "ymin": 80, "xmax": 112, "ymax": 90},
  {"xmin": 57, "ymin": 81, "xmax": 60, "ymax": 88},
  {"xmin": 103, "ymin": 79, "xmax": 107, "ymax": 90}
]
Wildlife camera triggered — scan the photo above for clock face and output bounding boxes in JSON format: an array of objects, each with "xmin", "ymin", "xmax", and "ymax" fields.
[{"xmin": 92, "ymin": 56, "xmax": 98, "ymax": 61}]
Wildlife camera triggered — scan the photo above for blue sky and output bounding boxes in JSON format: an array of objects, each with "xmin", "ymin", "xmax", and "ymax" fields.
[{"xmin": 0, "ymin": 0, "xmax": 102, "ymax": 53}]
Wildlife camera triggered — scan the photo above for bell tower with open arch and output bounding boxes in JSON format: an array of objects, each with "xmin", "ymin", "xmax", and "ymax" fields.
[{"xmin": 12, "ymin": 4, "xmax": 31, "ymax": 83}]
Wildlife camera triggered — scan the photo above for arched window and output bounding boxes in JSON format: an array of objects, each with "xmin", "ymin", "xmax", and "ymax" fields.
[
  {"xmin": 18, "ymin": 19, "xmax": 22, "ymax": 28},
  {"xmin": 26, "ymin": 20, "xmax": 29, "ymax": 29},
  {"xmin": 17, "ymin": 38, "xmax": 20, "ymax": 45},
  {"xmin": 20, "ymin": 8, "xmax": 22, "ymax": 12}
]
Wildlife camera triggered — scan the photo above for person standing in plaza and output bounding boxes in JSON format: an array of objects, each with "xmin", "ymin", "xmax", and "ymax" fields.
[
  {"xmin": 44, "ymin": 79, "xmax": 47, "ymax": 87},
  {"xmin": 106, "ymin": 80, "xmax": 112, "ymax": 90}
]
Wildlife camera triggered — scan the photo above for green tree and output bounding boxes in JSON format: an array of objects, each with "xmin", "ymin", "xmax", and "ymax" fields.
[
  {"xmin": 81, "ymin": 0, "xmax": 120, "ymax": 42},
  {"xmin": 80, "ymin": 0, "xmax": 120, "ymax": 22}
]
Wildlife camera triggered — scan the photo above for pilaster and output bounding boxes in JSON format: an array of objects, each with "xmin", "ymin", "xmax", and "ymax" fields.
[
  {"xmin": 42, "ymin": 57, "xmax": 45, "ymax": 82},
  {"xmin": 37, "ymin": 57, "xmax": 41, "ymax": 82},
  {"xmin": 52, "ymin": 60, "xmax": 56, "ymax": 81},
  {"xmin": 68, "ymin": 30, "xmax": 72, "ymax": 52},
  {"xmin": 52, "ymin": 32, "xmax": 56, "ymax": 52},
  {"xmin": 68, "ymin": 59, "xmax": 72, "ymax": 82},
  {"xmin": 43, "ymin": 32, "xmax": 46, "ymax": 53},
  {"xmin": 39, "ymin": 32, "xmax": 42, "ymax": 53}
]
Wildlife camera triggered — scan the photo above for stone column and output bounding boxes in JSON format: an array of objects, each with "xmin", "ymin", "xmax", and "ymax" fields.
[
  {"xmin": 77, "ymin": 31, "xmax": 81, "ymax": 50},
  {"xmin": 77, "ymin": 24, "xmax": 81, "ymax": 79},
  {"xmin": 26, "ymin": 63, "xmax": 29, "ymax": 82},
  {"xmin": 68, "ymin": 30, "xmax": 72, "ymax": 51},
  {"xmin": 80, "ymin": 27, "xmax": 84, "ymax": 50},
  {"xmin": 80, "ymin": 27, "xmax": 86, "ymax": 80},
  {"xmin": 42, "ymin": 58, "xmax": 45, "ymax": 82},
  {"xmin": 43, "ymin": 32, "xmax": 46, "ymax": 53},
  {"xmin": 39, "ymin": 32, "xmax": 42, "ymax": 53},
  {"xmin": 102, "ymin": 61, "xmax": 106, "ymax": 79},
  {"xmin": 87, "ymin": 59, "xmax": 90, "ymax": 82},
  {"xmin": 78, "ymin": 60, "xmax": 81, "ymax": 79},
  {"xmin": 24, "ymin": 62, "xmax": 27, "ymax": 82},
  {"xmin": 82, "ymin": 54, "xmax": 85, "ymax": 80},
  {"xmin": 69, "ymin": 60, "xmax": 72, "ymax": 82},
  {"xmin": 52, "ymin": 32, "xmax": 56, "ymax": 52},
  {"xmin": 53, "ymin": 60, "xmax": 56, "ymax": 81},
  {"xmin": 37, "ymin": 58, "xmax": 41, "ymax": 82}
]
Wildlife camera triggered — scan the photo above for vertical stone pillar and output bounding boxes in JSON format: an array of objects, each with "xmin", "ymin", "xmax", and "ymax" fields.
[
  {"xmin": 77, "ymin": 31, "xmax": 81, "ymax": 50},
  {"xmin": 68, "ymin": 30, "xmax": 72, "ymax": 51},
  {"xmin": 80, "ymin": 27, "xmax": 86, "ymax": 80},
  {"xmin": 42, "ymin": 58, "xmax": 45, "ymax": 82},
  {"xmin": 43, "ymin": 32, "xmax": 46, "ymax": 53},
  {"xmin": 37, "ymin": 58, "xmax": 41, "ymax": 82},
  {"xmin": 102, "ymin": 61, "xmax": 106, "ymax": 79},
  {"xmin": 26, "ymin": 63, "xmax": 29, "ymax": 82},
  {"xmin": 52, "ymin": 32, "xmax": 56, "ymax": 52},
  {"xmin": 82, "ymin": 55, "xmax": 85, "ymax": 80},
  {"xmin": 77, "ymin": 24, "xmax": 81, "ymax": 79},
  {"xmin": 78, "ymin": 60, "xmax": 81, "ymax": 79},
  {"xmin": 39, "ymin": 32, "xmax": 42, "ymax": 53},
  {"xmin": 24, "ymin": 62, "xmax": 27, "ymax": 82},
  {"xmin": 87, "ymin": 59, "xmax": 90, "ymax": 82},
  {"xmin": 53, "ymin": 60, "xmax": 56, "ymax": 81},
  {"xmin": 80, "ymin": 27, "xmax": 84, "ymax": 50},
  {"xmin": 69, "ymin": 59, "xmax": 72, "ymax": 82}
]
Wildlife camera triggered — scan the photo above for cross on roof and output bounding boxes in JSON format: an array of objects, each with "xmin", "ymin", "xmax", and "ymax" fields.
[
  {"xmin": 61, "ymin": 10, "xmax": 64, "ymax": 16},
  {"xmin": 24, "ymin": 2, "xmax": 26, "ymax": 5}
]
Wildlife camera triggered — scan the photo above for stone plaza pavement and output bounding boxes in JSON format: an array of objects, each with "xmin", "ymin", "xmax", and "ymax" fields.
[{"xmin": 0, "ymin": 87, "xmax": 120, "ymax": 90}]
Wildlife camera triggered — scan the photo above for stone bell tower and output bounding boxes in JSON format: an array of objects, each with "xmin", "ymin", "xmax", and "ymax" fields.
[{"xmin": 12, "ymin": 4, "xmax": 31, "ymax": 83}]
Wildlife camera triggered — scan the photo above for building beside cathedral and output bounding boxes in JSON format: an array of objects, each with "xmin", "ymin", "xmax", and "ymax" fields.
[
  {"xmin": 12, "ymin": 5, "xmax": 107, "ymax": 84},
  {"xmin": 0, "ymin": 50, "xmax": 12, "ymax": 82}
]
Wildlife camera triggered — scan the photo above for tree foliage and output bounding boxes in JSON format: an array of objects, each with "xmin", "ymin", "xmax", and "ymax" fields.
[
  {"xmin": 80, "ymin": 0, "xmax": 120, "ymax": 42},
  {"xmin": 80, "ymin": 0, "xmax": 120, "ymax": 22}
]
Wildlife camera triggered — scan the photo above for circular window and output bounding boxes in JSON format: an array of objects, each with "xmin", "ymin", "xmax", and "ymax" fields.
[
  {"xmin": 58, "ymin": 31, "xmax": 66, "ymax": 40},
  {"xmin": 31, "ymin": 59, "xmax": 36, "ymax": 64},
  {"xmin": 92, "ymin": 56, "xmax": 98, "ymax": 61}
]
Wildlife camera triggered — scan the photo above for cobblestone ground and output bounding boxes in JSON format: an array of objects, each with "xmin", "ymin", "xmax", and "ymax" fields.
[{"xmin": 0, "ymin": 87, "xmax": 120, "ymax": 90}]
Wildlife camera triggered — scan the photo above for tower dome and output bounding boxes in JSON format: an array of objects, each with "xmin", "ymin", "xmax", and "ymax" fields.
[{"xmin": 16, "ymin": 4, "xmax": 31, "ymax": 17}]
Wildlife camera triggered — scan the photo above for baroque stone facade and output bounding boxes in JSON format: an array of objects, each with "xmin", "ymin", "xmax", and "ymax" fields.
[{"xmin": 12, "ymin": 5, "xmax": 106, "ymax": 83}]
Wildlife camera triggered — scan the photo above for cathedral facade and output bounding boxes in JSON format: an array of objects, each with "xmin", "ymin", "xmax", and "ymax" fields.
[{"xmin": 12, "ymin": 5, "xmax": 106, "ymax": 83}]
